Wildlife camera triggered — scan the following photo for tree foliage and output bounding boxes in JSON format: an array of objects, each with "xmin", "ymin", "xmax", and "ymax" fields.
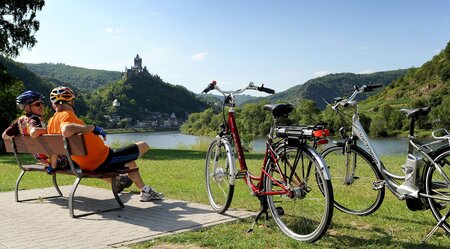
[
  {"xmin": 0, "ymin": 0, "xmax": 45, "ymax": 57},
  {"xmin": 25, "ymin": 63, "xmax": 123, "ymax": 89},
  {"xmin": 84, "ymin": 72, "xmax": 209, "ymax": 126},
  {"xmin": 0, "ymin": 63, "xmax": 24, "ymax": 137}
]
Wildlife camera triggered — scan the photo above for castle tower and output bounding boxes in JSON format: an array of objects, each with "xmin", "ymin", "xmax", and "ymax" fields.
[{"xmin": 134, "ymin": 54, "xmax": 142, "ymax": 72}]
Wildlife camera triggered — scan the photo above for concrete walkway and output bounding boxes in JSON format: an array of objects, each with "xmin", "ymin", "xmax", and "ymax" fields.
[{"xmin": 0, "ymin": 186, "xmax": 255, "ymax": 249}]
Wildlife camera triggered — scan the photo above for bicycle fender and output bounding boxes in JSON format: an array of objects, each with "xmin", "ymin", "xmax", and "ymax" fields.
[
  {"xmin": 221, "ymin": 138, "xmax": 237, "ymax": 185},
  {"xmin": 306, "ymin": 147, "xmax": 332, "ymax": 180}
]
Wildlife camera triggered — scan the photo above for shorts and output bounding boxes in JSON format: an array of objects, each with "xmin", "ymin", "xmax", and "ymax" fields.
[{"xmin": 95, "ymin": 144, "xmax": 140, "ymax": 171}]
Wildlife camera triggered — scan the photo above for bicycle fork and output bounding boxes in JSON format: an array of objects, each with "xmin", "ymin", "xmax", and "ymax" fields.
[{"xmin": 343, "ymin": 143, "xmax": 358, "ymax": 185}]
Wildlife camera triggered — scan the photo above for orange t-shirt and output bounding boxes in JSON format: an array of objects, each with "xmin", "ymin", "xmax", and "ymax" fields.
[{"xmin": 47, "ymin": 110, "xmax": 109, "ymax": 171}]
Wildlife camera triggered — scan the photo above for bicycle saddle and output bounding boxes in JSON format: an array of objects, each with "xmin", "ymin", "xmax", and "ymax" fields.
[
  {"xmin": 399, "ymin": 107, "xmax": 431, "ymax": 119},
  {"xmin": 263, "ymin": 104, "xmax": 294, "ymax": 118}
]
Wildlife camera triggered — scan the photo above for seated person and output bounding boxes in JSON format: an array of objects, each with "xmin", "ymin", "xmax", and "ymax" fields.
[
  {"xmin": 2, "ymin": 90, "xmax": 69, "ymax": 170},
  {"xmin": 46, "ymin": 86, "xmax": 162, "ymax": 201}
]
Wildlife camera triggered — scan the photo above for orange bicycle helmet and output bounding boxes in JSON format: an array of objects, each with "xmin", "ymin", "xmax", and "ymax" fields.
[{"xmin": 50, "ymin": 86, "xmax": 75, "ymax": 104}]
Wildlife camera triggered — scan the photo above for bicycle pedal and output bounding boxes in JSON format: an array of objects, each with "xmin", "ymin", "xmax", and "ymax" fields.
[
  {"xmin": 372, "ymin": 180, "xmax": 385, "ymax": 190},
  {"xmin": 235, "ymin": 170, "xmax": 247, "ymax": 179}
]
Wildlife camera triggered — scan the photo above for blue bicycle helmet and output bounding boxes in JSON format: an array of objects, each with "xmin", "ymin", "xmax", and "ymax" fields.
[{"xmin": 16, "ymin": 90, "xmax": 44, "ymax": 110}]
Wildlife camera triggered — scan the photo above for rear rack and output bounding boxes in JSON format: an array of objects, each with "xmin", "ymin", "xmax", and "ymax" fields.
[{"xmin": 275, "ymin": 124, "xmax": 328, "ymax": 139}]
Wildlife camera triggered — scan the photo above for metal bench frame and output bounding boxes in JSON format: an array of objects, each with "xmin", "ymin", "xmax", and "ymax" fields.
[{"xmin": 3, "ymin": 134, "xmax": 138, "ymax": 218}]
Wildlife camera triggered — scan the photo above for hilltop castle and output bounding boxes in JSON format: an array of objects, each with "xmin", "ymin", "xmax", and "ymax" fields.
[{"xmin": 123, "ymin": 54, "xmax": 149, "ymax": 78}]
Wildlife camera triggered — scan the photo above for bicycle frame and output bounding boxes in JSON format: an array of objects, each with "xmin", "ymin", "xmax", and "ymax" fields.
[
  {"xmin": 349, "ymin": 112, "xmax": 407, "ymax": 196},
  {"xmin": 224, "ymin": 108, "xmax": 291, "ymax": 196},
  {"xmin": 339, "ymin": 88, "xmax": 450, "ymax": 199}
]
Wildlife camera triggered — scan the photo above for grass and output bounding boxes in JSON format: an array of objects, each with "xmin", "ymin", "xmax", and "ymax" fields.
[{"xmin": 0, "ymin": 150, "xmax": 449, "ymax": 248}]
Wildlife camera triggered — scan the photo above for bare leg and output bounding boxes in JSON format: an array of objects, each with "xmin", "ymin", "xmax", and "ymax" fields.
[
  {"xmin": 136, "ymin": 141, "xmax": 149, "ymax": 157},
  {"xmin": 125, "ymin": 161, "xmax": 146, "ymax": 189}
]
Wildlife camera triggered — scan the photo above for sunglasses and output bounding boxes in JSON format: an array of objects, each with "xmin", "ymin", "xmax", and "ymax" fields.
[{"xmin": 30, "ymin": 101, "xmax": 43, "ymax": 107}]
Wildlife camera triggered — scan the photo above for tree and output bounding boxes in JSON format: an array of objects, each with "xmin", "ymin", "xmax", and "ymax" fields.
[
  {"xmin": 0, "ymin": 64, "xmax": 24, "ymax": 142},
  {"xmin": 289, "ymin": 99, "xmax": 321, "ymax": 125},
  {"xmin": 0, "ymin": 0, "xmax": 45, "ymax": 58}
]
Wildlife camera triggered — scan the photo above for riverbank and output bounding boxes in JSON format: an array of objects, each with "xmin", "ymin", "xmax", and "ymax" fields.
[{"xmin": 105, "ymin": 127, "xmax": 180, "ymax": 134}]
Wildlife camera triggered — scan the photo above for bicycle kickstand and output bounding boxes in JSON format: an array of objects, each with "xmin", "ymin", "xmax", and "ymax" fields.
[
  {"xmin": 246, "ymin": 196, "xmax": 269, "ymax": 233},
  {"xmin": 422, "ymin": 207, "xmax": 450, "ymax": 242}
]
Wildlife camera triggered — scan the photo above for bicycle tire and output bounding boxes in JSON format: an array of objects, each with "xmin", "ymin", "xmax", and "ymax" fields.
[
  {"xmin": 425, "ymin": 146, "xmax": 450, "ymax": 234},
  {"xmin": 321, "ymin": 144, "xmax": 385, "ymax": 215},
  {"xmin": 265, "ymin": 145, "xmax": 333, "ymax": 242},
  {"xmin": 205, "ymin": 138, "xmax": 235, "ymax": 214}
]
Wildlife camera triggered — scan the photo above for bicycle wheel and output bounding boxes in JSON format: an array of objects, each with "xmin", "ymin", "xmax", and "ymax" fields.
[
  {"xmin": 205, "ymin": 138, "xmax": 235, "ymax": 214},
  {"xmin": 265, "ymin": 145, "xmax": 333, "ymax": 242},
  {"xmin": 425, "ymin": 147, "xmax": 450, "ymax": 234},
  {"xmin": 321, "ymin": 145, "xmax": 385, "ymax": 215}
]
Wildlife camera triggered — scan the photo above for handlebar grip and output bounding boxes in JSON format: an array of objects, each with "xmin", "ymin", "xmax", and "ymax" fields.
[
  {"xmin": 258, "ymin": 84, "xmax": 275, "ymax": 94},
  {"xmin": 202, "ymin": 81, "xmax": 217, "ymax": 94},
  {"xmin": 365, "ymin": 84, "xmax": 383, "ymax": 92}
]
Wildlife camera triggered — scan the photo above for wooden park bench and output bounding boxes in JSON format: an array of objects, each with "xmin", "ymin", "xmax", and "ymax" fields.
[{"xmin": 3, "ymin": 134, "xmax": 138, "ymax": 218}]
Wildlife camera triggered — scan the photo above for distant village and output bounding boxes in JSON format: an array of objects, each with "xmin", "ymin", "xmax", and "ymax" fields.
[{"xmin": 103, "ymin": 55, "xmax": 182, "ymax": 129}]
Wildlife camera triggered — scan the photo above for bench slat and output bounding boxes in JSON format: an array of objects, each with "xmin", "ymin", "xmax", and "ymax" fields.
[{"xmin": 3, "ymin": 134, "xmax": 87, "ymax": 156}]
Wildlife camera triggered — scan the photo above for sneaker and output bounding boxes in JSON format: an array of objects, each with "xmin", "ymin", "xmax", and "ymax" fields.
[
  {"xmin": 140, "ymin": 188, "xmax": 164, "ymax": 201},
  {"xmin": 116, "ymin": 175, "xmax": 133, "ymax": 193}
]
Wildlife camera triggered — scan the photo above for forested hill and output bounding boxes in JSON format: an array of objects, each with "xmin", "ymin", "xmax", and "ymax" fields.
[
  {"xmin": 361, "ymin": 41, "xmax": 450, "ymax": 111},
  {"xmin": 84, "ymin": 71, "xmax": 209, "ymax": 123},
  {"xmin": 0, "ymin": 56, "xmax": 54, "ymax": 98},
  {"xmin": 263, "ymin": 69, "xmax": 408, "ymax": 109},
  {"xmin": 25, "ymin": 62, "xmax": 122, "ymax": 90}
]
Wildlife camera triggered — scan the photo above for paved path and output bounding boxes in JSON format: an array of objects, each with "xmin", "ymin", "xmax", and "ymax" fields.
[{"xmin": 0, "ymin": 186, "xmax": 255, "ymax": 249}]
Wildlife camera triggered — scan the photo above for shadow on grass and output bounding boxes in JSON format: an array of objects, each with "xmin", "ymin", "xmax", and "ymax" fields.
[
  {"xmin": 144, "ymin": 149, "xmax": 265, "ymax": 161},
  {"xmin": 328, "ymin": 222, "xmax": 448, "ymax": 248}
]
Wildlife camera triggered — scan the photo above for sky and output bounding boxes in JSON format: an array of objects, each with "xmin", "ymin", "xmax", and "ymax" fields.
[{"xmin": 15, "ymin": 0, "xmax": 450, "ymax": 95}]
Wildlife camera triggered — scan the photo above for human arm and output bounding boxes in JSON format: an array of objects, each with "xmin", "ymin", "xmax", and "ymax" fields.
[
  {"xmin": 2, "ymin": 121, "xmax": 18, "ymax": 140},
  {"xmin": 61, "ymin": 123, "xmax": 106, "ymax": 140},
  {"xmin": 61, "ymin": 123, "xmax": 95, "ymax": 137},
  {"xmin": 29, "ymin": 127, "xmax": 47, "ymax": 138},
  {"xmin": 2, "ymin": 128, "xmax": 12, "ymax": 140},
  {"xmin": 46, "ymin": 154, "xmax": 59, "ymax": 174}
]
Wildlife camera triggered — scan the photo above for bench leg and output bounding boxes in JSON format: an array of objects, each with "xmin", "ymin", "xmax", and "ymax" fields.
[
  {"xmin": 52, "ymin": 174, "xmax": 63, "ymax": 197},
  {"xmin": 69, "ymin": 176, "xmax": 82, "ymax": 218},
  {"xmin": 15, "ymin": 170, "xmax": 25, "ymax": 202},
  {"xmin": 69, "ymin": 176, "xmax": 125, "ymax": 218},
  {"xmin": 16, "ymin": 170, "xmax": 65, "ymax": 202}
]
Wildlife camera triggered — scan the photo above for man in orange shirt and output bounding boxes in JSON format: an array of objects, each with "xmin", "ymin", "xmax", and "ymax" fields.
[{"xmin": 47, "ymin": 86, "xmax": 163, "ymax": 201}]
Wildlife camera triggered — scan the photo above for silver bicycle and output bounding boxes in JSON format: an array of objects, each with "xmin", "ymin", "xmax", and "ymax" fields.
[{"xmin": 320, "ymin": 84, "xmax": 450, "ymax": 240}]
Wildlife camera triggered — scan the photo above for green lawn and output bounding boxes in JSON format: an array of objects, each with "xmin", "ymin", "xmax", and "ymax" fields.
[{"xmin": 0, "ymin": 150, "xmax": 448, "ymax": 248}]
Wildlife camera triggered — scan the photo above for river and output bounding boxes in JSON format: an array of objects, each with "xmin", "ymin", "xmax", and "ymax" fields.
[{"xmin": 106, "ymin": 131, "xmax": 410, "ymax": 155}]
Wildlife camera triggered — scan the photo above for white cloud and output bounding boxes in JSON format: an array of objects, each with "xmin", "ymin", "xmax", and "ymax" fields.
[
  {"xmin": 192, "ymin": 52, "xmax": 208, "ymax": 61},
  {"xmin": 104, "ymin": 27, "xmax": 122, "ymax": 39},
  {"xmin": 360, "ymin": 69, "xmax": 374, "ymax": 74},
  {"xmin": 313, "ymin": 70, "xmax": 331, "ymax": 77},
  {"xmin": 360, "ymin": 46, "xmax": 367, "ymax": 50}
]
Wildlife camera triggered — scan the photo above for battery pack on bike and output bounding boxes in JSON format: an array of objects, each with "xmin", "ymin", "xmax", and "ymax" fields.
[{"xmin": 275, "ymin": 126, "xmax": 330, "ymax": 145}]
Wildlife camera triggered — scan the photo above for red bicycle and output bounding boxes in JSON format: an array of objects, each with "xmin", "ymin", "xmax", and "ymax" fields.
[{"xmin": 202, "ymin": 81, "xmax": 333, "ymax": 242}]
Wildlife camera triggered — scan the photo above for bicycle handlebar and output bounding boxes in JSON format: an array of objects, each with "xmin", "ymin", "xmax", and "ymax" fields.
[
  {"xmin": 258, "ymin": 84, "xmax": 275, "ymax": 94},
  {"xmin": 201, "ymin": 81, "xmax": 275, "ymax": 96},
  {"xmin": 330, "ymin": 84, "xmax": 383, "ymax": 110},
  {"xmin": 202, "ymin": 80, "xmax": 217, "ymax": 94}
]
